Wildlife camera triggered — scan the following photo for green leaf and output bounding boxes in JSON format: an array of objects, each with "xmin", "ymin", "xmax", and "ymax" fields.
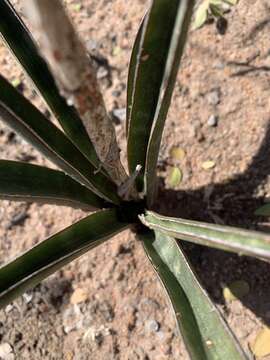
[
  {"xmin": 193, "ymin": 1, "xmax": 209, "ymax": 30},
  {"xmin": 145, "ymin": 0, "xmax": 194, "ymax": 206},
  {"xmin": 141, "ymin": 211, "xmax": 270, "ymax": 261},
  {"xmin": 255, "ymin": 203, "xmax": 270, "ymax": 216},
  {"xmin": 0, "ymin": 160, "xmax": 105, "ymax": 209},
  {"xmin": 0, "ymin": 0, "xmax": 101, "ymax": 169},
  {"xmin": 167, "ymin": 166, "xmax": 183, "ymax": 188},
  {"xmin": 127, "ymin": 0, "xmax": 185, "ymax": 191},
  {"xmin": 0, "ymin": 75, "xmax": 120, "ymax": 204},
  {"xmin": 141, "ymin": 230, "xmax": 248, "ymax": 359},
  {"xmin": 210, "ymin": 3, "xmax": 224, "ymax": 17},
  {"xmin": 126, "ymin": 15, "xmax": 145, "ymax": 137},
  {"xmin": 0, "ymin": 209, "xmax": 129, "ymax": 308}
]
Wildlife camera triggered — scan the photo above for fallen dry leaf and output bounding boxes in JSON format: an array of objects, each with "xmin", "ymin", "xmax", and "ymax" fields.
[{"xmin": 251, "ymin": 327, "xmax": 270, "ymax": 358}]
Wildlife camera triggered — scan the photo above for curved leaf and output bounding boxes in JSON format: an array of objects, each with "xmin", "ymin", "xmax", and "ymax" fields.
[
  {"xmin": 145, "ymin": 0, "xmax": 194, "ymax": 205},
  {"xmin": 0, "ymin": 75, "xmax": 120, "ymax": 204},
  {"xmin": 0, "ymin": 209, "xmax": 129, "ymax": 308},
  {"xmin": 0, "ymin": 160, "xmax": 105, "ymax": 209},
  {"xmin": 0, "ymin": 0, "xmax": 101, "ymax": 169},
  {"xmin": 141, "ymin": 211, "xmax": 270, "ymax": 261},
  {"xmin": 142, "ymin": 230, "xmax": 248, "ymax": 359}
]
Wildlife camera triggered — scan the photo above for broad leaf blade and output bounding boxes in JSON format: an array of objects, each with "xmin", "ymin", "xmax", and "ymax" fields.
[
  {"xmin": 0, "ymin": 0, "xmax": 101, "ymax": 169},
  {"xmin": 145, "ymin": 0, "xmax": 194, "ymax": 205},
  {"xmin": 142, "ymin": 230, "xmax": 248, "ymax": 359},
  {"xmin": 0, "ymin": 209, "xmax": 129, "ymax": 308},
  {"xmin": 0, "ymin": 160, "xmax": 105, "ymax": 209},
  {"xmin": 0, "ymin": 75, "xmax": 120, "ymax": 204},
  {"xmin": 127, "ymin": 0, "xmax": 181, "ymax": 190},
  {"xmin": 141, "ymin": 211, "xmax": 270, "ymax": 261}
]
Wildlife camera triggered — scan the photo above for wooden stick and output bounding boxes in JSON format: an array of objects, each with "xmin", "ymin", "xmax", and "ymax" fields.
[{"xmin": 24, "ymin": 0, "xmax": 128, "ymax": 187}]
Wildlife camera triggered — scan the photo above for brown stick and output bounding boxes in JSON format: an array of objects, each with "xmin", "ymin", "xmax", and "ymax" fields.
[{"xmin": 24, "ymin": 0, "xmax": 128, "ymax": 187}]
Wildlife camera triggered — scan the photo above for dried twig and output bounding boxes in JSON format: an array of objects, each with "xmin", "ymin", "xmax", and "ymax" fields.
[{"xmin": 24, "ymin": 0, "xmax": 128, "ymax": 188}]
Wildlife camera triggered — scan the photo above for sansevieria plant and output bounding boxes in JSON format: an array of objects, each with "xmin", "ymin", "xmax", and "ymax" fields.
[{"xmin": 0, "ymin": 0, "xmax": 268, "ymax": 358}]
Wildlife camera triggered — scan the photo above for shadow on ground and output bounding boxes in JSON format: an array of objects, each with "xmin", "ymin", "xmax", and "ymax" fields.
[{"xmin": 155, "ymin": 120, "xmax": 270, "ymax": 327}]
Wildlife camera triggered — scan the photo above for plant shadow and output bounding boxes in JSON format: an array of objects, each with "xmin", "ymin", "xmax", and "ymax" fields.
[{"xmin": 155, "ymin": 120, "xmax": 270, "ymax": 327}]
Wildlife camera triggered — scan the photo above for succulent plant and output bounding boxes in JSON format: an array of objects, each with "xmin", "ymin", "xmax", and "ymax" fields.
[{"xmin": 0, "ymin": 0, "xmax": 268, "ymax": 358}]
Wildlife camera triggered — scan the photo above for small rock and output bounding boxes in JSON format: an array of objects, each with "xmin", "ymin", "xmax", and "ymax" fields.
[
  {"xmin": 207, "ymin": 114, "xmax": 218, "ymax": 127},
  {"xmin": 207, "ymin": 89, "xmax": 220, "ymax": 106},
  {"xmin": 5, "ymin": 305, "xmax": 14, "ymax": 313},
  {"xmin": 112, "ymin": 108, "xmax": 126, "ymax": 124},
  {"xmin": 63, "ymin": 306, "xmax": 82, "ymax": 334},
  {"xmin": 86, "ymin": 39, "xmax": 98, "ymax": 53},
  {"xmin": 0, "ymin": 343, "xmax": 14, "ymax": 360},
  {"xmin": 70, "ymin": 288, "xmax": 88, "ymax": 305},
  {"xmin": 213, "ymin": 62, "xmax": 225, "ymax": 70},
  {"xmin": 23, "ymin": 292, "xmax": 33, "ymax": 304},
  {"xmin": 146, "ymin": 320, "xmax": 160, "ymax": 333},
  {"xmin": 97, "ymin": 66, "xmax": 109, "ymax": 79},
  {"xmin": 7, "ymin": 211, "xmax": 29, "ymax": 229}
]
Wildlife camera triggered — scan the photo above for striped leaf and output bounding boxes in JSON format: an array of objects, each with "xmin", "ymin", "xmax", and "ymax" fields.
[
  {"xmin": 0, "ymin": 160, "xmax": 105, "ymax": 209},
  {"xmin": 0, "ymin": 0, "xmax": 101, "ymax": 169},
  {"xmin": 0, "ymin": 209, "xmax": 129, "ymax": 308},
  {"xmin": 145, "ymin": 0, "xmax": 194, "ymax": 205},
  {"xmin": 142, "ymin": 230, "xmax": 248, "ymax": 359},
  {"xmin": 127, "ymin": 0, "xmax": 194, "ymax": 195},
  {"xmin": 0, "ymin": 75, "xmax": 120, "ymax": 204},
  {"xmin": 141, "ymin": 211, "xmax": 270, "ymax": 261}
]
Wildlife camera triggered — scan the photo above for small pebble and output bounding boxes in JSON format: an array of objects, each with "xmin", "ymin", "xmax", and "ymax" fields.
[
  {"xmin": 146, "ymin": 319, "xmax": 160, "ymax": 333},
  {"xmin": 112, "ymin": 108, "xmax": 126, "ymax": 123},
  {"xmin": 5, "ymin": 304, "xmax": 14, "ymax": 313},
  {"xmin": 207, "ymin": 89, "xmax": 220, "ymax": 106},
  {"xmin": 0, "ymin": 343, "xmax": 14, "ymax": 360},
  {"xmin": 23, "ymin": 292, "xmax": 33, "ymax": 304},
  {"xmin": 97, "ymin": 66, "xmax": 109, "ymax": 79},
  {"xmin": 86, "ymin": 39, "xmax": 98, "ymax": 53},
  {"xmin": 207, "ymin": 114, "xmax": 218, "ymax": 127}
]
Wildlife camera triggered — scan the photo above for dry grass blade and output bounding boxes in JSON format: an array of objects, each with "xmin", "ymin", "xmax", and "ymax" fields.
[{"xmin": 24, "ymin": 0, "xmax": 128, "ymax": 187}]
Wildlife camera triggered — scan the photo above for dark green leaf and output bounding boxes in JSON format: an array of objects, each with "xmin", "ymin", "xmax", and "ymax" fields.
[
  {"xmin": 0, "ymin": 160, "xmax": 105, "ymax": 209},
  {"xmin": 145, "ymin": 0, "xmax": 194, "ymax": 205},
  {"xmin": 126, "ymin": 15, "xmax": 145, "ymax": 137},
  {"xmin": 142, "ymin": 230, "xmax": 247, "ymax": 359},
  {"xmin": 0, "ymin": 0, "xmax": 101, "ymax": 169},
  {"xmin": 127, "ymin": 0, "xmax": 181, "ymax": 191},
  {"xmin": 0, "ymin": 209, "xmax": 129, "ymax": 308},
  {"xmin": 0, "ymin": 75, "xmax": 120, "ymax": 204},
  {"xmin": 141, "ymin": 211, "xmax": 270, "ymax": 261},
  {"xmin": 127, "ymin": 0, "xmax": 194, "ymax": 194}
]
